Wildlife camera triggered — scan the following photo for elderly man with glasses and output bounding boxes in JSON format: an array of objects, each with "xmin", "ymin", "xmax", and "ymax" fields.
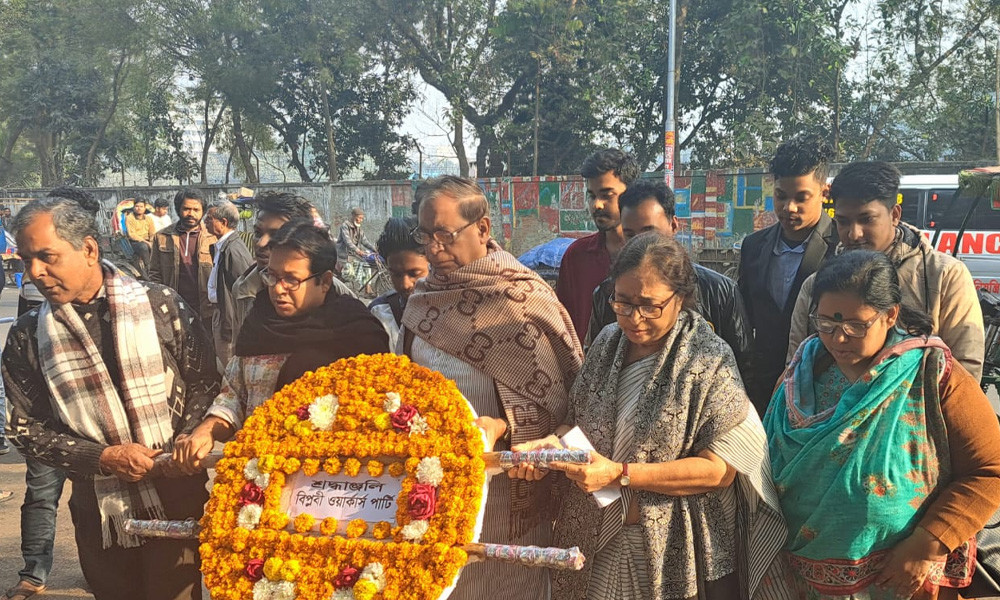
[{"xmin": 399, "ymin": 175, "xmax": 583, "ymax": 600}]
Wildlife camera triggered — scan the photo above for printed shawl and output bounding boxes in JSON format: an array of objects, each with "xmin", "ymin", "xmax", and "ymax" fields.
[
  {"xmin": 37, "ymin": 261, "xmax": 172, "ymax": 549},
  {"xmin": 764, "ymin": 333, "xmax": 973, "ymax": 597},
  {"xmin": 553, "ymin": 312, "xmax": 785, "ymax": 600},
  {"xmin": 402, "ymin": 240, "xmax": 584, "ymax": 535}
]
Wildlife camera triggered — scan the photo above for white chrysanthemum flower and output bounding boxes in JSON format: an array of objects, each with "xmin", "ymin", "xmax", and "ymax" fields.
[
  {"xmin": 308, "ymin": 394, "xmax": 339, "ymax": 431},
  {"xmin": 237, "ymin": 504, "xmax": 262, "ymax": 530},
  {"xmin": 255, "ymin": 472, "xmax": 271, "ymax": 489},
  {"xmin": 252, "ymin": 579, "xmax": 275, "ymax": 600},
  {"xmin": 408, "ymin": 414, "xmax": 429, "ymax": 435},
  {"xmin": 272, "ymin": 581, "xmax": 296, "ymax": 600},
  {"xmin": 361, "ymin": 562, "xmax": 387, "ymax": 591},
  {"xmin": 383, "ymin": 392, "xmax": 402, "ymax": 413},
  {"xmin": 244, "ymin": 458, "xmax": 261, "ymax": 481},
  {"xmin": 331, "ymin": 589, "xmax": 355, "ymax": 600},
  {"xmin": 416, "ymin": 457, "xmax": 443, "ymax": 486},
  {"xmin": 400, "ymin": 519, "xmax": 429, "ymax": 541}
]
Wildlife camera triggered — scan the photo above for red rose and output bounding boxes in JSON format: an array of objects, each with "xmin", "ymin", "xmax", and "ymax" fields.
[
  {"xmin": 237, "ymin": 482, "xmax": 265, "ymax": 506},
  {"xmin": 295, "ymin": 405, "xmax": 310, "ymax": 420},
  {"xmin": 244, "ymin": 558, "xmax": 265, "ymax": 581},
  {"xmin": 408, "ymin": 483, "xmax": 438, "ymax": 520},
  {"xmin": 333, "ymin": 565, "xmax": 361, "ymax": 588},
  {"xmin": 391, "ymin": 404, "xmax": 419, "ymax": 431}
]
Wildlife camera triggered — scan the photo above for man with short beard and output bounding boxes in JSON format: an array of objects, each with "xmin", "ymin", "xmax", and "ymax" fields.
[
  {"xmin": 556, "ymin": 149, "xmax": 637, "ymax": 341},
  {"xmin": 149, "ymin": 189, "xmax": 217, "ymax": 330},
  {"xmin": 230, "ymin": 192, "xmax": 355, "ymax": 338}
]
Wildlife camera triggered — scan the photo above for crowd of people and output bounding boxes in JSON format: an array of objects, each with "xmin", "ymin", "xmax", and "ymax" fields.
[{"xmin": 0, "ymin": 134, "xmax": 998, "ymax": 600}]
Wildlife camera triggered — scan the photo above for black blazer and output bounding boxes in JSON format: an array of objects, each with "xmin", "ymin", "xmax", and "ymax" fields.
[{"xmin": 738, "ymin": 212, "xmax": 838, "ymax": 414}]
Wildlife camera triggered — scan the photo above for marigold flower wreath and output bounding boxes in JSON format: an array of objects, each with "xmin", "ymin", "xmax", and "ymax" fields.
[{"xmin": 199, "ymin": 353, "xmax": 487, "ymax": 600}]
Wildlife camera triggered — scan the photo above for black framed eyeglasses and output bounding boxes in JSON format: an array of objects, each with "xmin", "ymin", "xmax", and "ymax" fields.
[
  {"xmin": 261, "ymin": 271, "xmax": 321, "ymax": 292},
  {"xmin": 809, "ymin": 313, "xmax": 883, "ymax": 338},
  {"xmin": 609, "ymin": 292, "xmax": 677, "ymax": 319},
  {"xmin": 410, "ymin": 217, "xmax": 482, "ymax": 246}
]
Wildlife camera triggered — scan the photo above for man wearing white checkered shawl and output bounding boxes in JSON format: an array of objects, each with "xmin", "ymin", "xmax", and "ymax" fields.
[{"xmin": 2, "ymin": 193, "xmax": 220, "ymax": 600}]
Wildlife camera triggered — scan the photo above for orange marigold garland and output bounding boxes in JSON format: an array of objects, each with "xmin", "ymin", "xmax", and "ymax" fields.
[{"xmin": 199, "ymin": 354, "xmax": 486, "ymax": 600}]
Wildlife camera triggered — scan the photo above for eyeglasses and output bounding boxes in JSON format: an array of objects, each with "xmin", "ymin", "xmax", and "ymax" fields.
[
  {"xmin": 261, "ymin": 271, "xmax": 321, "ymax": 292},
  {"xmin": 809, "ymin": 313, "xmax": 883, "ymax": 338},
  {"xmin": 410, "ymin": 217, "xmax": 482, "ymax": 246},
  {"xmin": 609, "ymin": 292, "xmax": 677, "ymax": 320}
]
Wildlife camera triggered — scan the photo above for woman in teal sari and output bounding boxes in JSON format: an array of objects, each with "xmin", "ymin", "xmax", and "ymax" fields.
[{"xmin": 764, "ymin": 250, "xmax": 1000, "ymax": 600}]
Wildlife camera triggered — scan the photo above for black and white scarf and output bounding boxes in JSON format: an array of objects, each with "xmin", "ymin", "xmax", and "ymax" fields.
[{"xmin": 37, "ymin": 261, "xmax": 172, "ymax": 548}]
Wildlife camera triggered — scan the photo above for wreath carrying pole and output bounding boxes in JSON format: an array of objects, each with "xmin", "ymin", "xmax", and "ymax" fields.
[
  {"xmin": 167, "ymin": 448, "xmax": 592, "ymax": 473},
  {"xmin": 122, "ymin": 520, "xmax": 586, "ymax": 571}
]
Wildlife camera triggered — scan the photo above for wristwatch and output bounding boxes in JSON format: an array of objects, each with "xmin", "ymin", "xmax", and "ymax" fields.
[{"xmin": 619, "ymin": 462, "xmax": 631, "ymax": 487}]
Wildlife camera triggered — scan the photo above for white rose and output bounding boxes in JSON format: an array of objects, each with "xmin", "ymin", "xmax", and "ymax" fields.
[
  {"xmin": 401, "ymin": 519, "xmax": 429, "ymax": 541},
  {"xmin": 237, "ymin": 504, "xmax": 262, "ymax": 530},
  {"xmin": 361, "ymin": 562, "xmax": 387, "ymax": 591},
  {"xmin": 408, "ymin": 414, "xmax": 429, "ymax": 435},
  {"xmin": 416, "ymin": 457, "xmax": 443, "ymax": 486},
  {"xmin": 272, "ymin": 581, "xmax": 296, "ymax": 600},
  {"xmin": 383, "ymin": 392, "xmax": 402, "ymax": 413},
  {"xmin": 252, "ymin": 579, "xmax": 274, "ymax": 600},
  {"xmin": 309, "ymin": 394, "xmax": 339, "ymax": 431},
  {"xmin": 244, "ymin": 458, "xmax": 261, "ymax": 481}
]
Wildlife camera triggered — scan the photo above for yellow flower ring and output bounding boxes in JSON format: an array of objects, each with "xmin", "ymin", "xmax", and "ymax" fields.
[{"xmin": 200, "ymin": 354, "xmax": 487, "ymax": 600}]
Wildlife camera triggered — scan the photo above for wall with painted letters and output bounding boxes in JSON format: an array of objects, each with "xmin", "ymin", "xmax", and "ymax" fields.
[{"xmin": 0, "ymin": 169, "xmax": 778, "ymax": 255}]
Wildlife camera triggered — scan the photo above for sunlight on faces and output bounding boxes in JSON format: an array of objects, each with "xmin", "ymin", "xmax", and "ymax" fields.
[
  {"xmin": 253, "ymin": 212, "xmax": 290, "ymax": 269},
  {"xmin": 266, "ymin": 246, "xmax": 333, "ymax": 318},
  {"xmin": 16, "ymin": 212, "xmax": 103, "ymax": 305},
  {"xmin": 815, "ymin": 291, "xmax": 899, "ymax": 377},
  {"xmin": 613, "ymin": 263, "xmax": 684, "ymax": 349},
  {"xmin": 417, "ymin": 195, "xmax": 490, "ymax": 278},
  {"xmin": 773, "ymin": 173, "xmax": 827, "ymax": 240},
  {"xmin": 585, "ymin": 171, "xmax": 626, "ymax": 232},
  {"xmin": 179, "ymin": 198, "xmax": 203, "ymax": 230},
  {"xmin": 834, "ymin": 200, "xmax": 901, "ymax": 252},
  {"xmin": 621, "ymin": 198, "xmax": 680, "ymax": 241},
  {"xmin": 386, "ymin": 250, "xmax": 429, "ymax": 298}
]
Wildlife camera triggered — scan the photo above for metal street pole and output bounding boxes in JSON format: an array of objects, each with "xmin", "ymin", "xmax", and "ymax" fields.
[{"xmin": 664, "ymin": 0, "xmax": 677, "ymax": 190}]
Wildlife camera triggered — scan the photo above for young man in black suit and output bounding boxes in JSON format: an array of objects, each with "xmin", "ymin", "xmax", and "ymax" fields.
[{"xmin": 738, "ymin": 134, "xmax": 838, "ymax": 413}]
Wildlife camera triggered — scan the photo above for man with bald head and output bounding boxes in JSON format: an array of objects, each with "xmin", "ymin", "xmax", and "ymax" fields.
[
  {"xmin": 401, "ymin": 175, "xmax": 583, "ymax": 600},
  {"xmin": 585, "ymin": 180, "xmax": 753, "ymax": 386}
]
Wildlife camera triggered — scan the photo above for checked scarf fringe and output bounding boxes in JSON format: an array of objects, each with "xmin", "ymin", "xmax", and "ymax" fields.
[{"xmin": 37, "ymin": 261, "xmax": 173, "ymax": 548}]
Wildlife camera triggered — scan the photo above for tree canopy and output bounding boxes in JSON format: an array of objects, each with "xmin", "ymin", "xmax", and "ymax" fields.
[{"xmin": 0, "ymin": 0, "xmax": 997, "ymax": 186}]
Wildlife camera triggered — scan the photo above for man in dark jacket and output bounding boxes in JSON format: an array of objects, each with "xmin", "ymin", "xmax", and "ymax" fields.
[
  {"xmin": 149, "ymin": 188, "xmax": 217, "ymax": 329},
  {"xmin": 204, "ymin": 200, "xmax": 253, "ymax": 369},
  {"xmin": 586, "ymin": 180, "xmax": 752, "ymax": 385},
  {"xmin": 737, "ymin": 134, "xmax": 838, "ymax": 414}
]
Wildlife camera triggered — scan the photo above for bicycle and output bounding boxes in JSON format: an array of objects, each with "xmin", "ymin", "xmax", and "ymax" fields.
[{"xmin": 342, "ymin": 253, "xmax": 393, "ymax": 299}]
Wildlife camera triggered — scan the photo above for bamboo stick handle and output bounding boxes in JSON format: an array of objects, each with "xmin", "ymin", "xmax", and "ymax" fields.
[
  {"xmin": 123, "ymin": 520, "xmax": 585, "ymax": 571},
  {"xmin": 157, "ymin": 449, "xmax": 591, "ymax": 471}
]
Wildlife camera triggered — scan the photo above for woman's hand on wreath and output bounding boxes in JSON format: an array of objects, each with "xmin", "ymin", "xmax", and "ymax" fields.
[
  {"xmin": 550, "ymin": 450, "xmax": 621, "ymax": 493},
  {"xmin": 874, "ymin": 527, "xmax": 947, "ymax": 599},
  {"xmin": 507, "ymin": 435, "xmax": 562, "ymax": 481}
]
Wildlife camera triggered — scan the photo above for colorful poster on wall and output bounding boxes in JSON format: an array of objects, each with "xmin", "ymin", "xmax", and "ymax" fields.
[{"xmin": 674, "ymin": 189, "xmax": 691, "ymax": 218}]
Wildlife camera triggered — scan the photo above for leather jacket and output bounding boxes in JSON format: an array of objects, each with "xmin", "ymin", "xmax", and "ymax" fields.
[{"xmin": 586, "ymin": 264, "xmax": 753, "ymax": 388}]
